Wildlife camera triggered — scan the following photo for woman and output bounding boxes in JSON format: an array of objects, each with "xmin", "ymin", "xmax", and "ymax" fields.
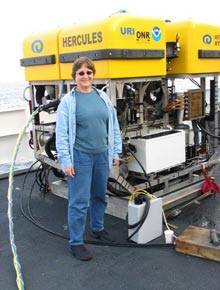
[{"xmin": 56, "ymin": 57, "xmax": 122, "ymax": 261}]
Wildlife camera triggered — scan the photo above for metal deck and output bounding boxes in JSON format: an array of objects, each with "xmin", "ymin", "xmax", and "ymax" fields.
[{"xmin": 1, "ymin": 169, "xmax": 220, "ymax": 290}]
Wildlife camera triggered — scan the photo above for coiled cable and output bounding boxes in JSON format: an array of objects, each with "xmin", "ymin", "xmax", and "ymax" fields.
[{"xmin": 19, "ymin": 164, "xmax": 174, "ymax": 248}]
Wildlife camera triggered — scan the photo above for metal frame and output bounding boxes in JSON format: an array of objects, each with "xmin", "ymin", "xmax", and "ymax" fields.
[{"xmin": 28, "ymin": 73, "xmax": 220, "ymax": 214}]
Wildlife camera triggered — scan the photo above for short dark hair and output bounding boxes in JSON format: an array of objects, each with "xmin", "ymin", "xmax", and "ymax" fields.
[{"xmin": 71, "ymin": 57, "xmax": 96, "ymax": 79}]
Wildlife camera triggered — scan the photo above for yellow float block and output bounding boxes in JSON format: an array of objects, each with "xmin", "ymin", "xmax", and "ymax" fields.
[{"xmin": 166, "ymin": 20, "xmax": 220, "ymax": 75}]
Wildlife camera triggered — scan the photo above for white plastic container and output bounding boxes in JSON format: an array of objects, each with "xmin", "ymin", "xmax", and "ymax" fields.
[
  {"xmin": 164, "ymin": 229, "xmax": 174, "ymax": 244},
  {"xmin": 128, "ymin": 198, "xmax": 163, "ymax": 244}
]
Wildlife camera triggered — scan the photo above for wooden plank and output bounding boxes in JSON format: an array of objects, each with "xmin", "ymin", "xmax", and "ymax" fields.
[{"xmin": 176, "ymin": 226, "xmax": 220, "ymax": 262}]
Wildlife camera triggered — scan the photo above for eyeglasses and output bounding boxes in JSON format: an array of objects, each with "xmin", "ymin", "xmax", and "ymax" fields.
[{"xmin": 77, "ymin": 70, "xmax": 93, "ymax": 76}]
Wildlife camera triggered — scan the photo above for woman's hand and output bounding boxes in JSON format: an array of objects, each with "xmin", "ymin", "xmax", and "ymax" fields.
[
  {"xmin": 64, "ymin": 166, "xmax": 75, "ymax": 178},
  {"xmin": 112, "ymin": 159, "xmax": 120, "ymax": 166}
]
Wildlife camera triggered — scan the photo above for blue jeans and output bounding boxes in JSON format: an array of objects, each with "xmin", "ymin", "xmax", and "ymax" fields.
[{"xmin": 67, "ymin": 149, "xmax": 109, "ymax": 246}]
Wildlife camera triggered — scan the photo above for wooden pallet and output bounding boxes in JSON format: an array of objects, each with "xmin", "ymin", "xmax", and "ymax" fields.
[{"xmin": 176, "ymin": 226, "xmax": 220, "ymax": 262}]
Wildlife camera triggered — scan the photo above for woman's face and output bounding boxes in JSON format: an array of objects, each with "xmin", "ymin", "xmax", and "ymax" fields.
[{"xmin": 75, "ymin": 64, "xmax": 94, "ymax": 91}]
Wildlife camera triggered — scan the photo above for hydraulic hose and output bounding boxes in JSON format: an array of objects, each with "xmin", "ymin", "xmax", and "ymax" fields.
[
  {"xmin": 128, "ymin": 193, "xmax": 151, "ymax": 240},
  {"xmin": 20, "ymin": 165, "xmax": 174, "ymax": 248},
  {"xmin": 127, "ymin": 147, "xmax": 153, "ymax": 193},
  {"xmin": 44, "ymin": 133, "xmax": 65, "ymax": 178},
  {"xmin": 107, "ymin": 177, "xmax": 131, "ymax": 197},
  {"xmin": 197, "ymin": 119, "xmax": 220, "ymax": 139}
]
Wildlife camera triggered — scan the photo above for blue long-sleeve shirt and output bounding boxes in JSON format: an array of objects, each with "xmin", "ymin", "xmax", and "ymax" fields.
[{"xmin": 55, "ymin": 86, "xmax": 122, "ymax": 171}]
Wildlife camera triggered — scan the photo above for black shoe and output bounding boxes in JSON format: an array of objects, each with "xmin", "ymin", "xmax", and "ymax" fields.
[
  {"xmin": 92, "ymin": 230, "xmax": 114, "ymax": 242},
  {"xmin": 70, "ymin": 245, "xmax": 92, "ymax": 261}
]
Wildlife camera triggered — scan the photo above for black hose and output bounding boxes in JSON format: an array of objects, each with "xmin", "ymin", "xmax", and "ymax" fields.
[
  {"xmin": 128, "ymin": 194, "xmax": 151, "ymax": 240},
  {"xmin": 19, "ymin": 163, "xmax": 172, "ymax": 248},
  {"xmin": 107, "ymin": 177, "xmax": 130, "ymax": 197},
  {"xmin": 197, "ymin": 119, "xmax": 220, "ymax": 140},
  {"xmin": 128, "ymin": 148, "xmax": 153, "ymax": 194},
  {"xmin": 44, "ymin": 134, "xmax": 65, "ymax": 178}
]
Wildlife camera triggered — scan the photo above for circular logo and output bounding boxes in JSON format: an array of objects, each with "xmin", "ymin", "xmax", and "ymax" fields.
[
  {"xmin": 202, "ymin": 34, "xmax": 212, "ymax": 45},
  {"xmin": 31, "ymin": 40, "xmax": 43, "ymax": 53},
  {"xmin": 152, "ymin": 26, "xmax": 161, "ymax": 42}
]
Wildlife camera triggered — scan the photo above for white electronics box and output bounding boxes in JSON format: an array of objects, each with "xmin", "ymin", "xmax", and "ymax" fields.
[{"xmin": 127, "ymin": 129, "xmax": 185, "ymax": 174}]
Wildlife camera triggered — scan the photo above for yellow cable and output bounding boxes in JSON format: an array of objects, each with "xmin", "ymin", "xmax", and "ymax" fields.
[
  {"xmin": 129, "ymin": 188, "xmax": 155, "ymax": 202},
  {"xmin": 7, "ymin": 108, "xmax": 39, "ymax": 290},
  {"xmin": 128, "ymin": 188, "xmax": 177, "ymax": 240}
]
